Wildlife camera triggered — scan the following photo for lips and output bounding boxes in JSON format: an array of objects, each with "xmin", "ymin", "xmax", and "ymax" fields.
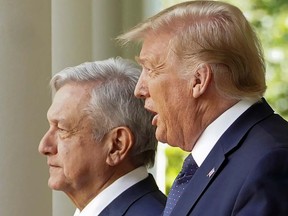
[
  {"xmin": 47, "ymin": 160, "xmax": 60, "ymax": 168},
  {"xmin": 144, "ymin": 104, "xmax": 159, "ymax": 125},
  {"xmin": 145, "ymin": 108, "xmax": 158, "ymax": 126},
  {"xmin": 48, "ymin": 164, "xmax": 61, "ymax": 173},
  {"xmin": 152, "ymin": 114, "xmax": 159, "ymax": 126}
]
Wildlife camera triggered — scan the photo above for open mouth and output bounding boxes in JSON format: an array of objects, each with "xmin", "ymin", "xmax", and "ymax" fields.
[{"xmin": 145, "ymin": 106, "xmax": 159, "ymax": 125}]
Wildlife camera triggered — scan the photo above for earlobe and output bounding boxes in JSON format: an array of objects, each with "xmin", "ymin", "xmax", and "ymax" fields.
[
  {"xmin": 191, "ymin": 64, "xmax": 212, "ymax": 98},
  {"xmin": 106, "ymin": 127, "xmax": 133, "ymax": 166}
]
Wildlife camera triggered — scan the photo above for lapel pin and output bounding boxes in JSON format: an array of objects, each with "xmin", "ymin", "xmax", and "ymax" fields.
[{"xmin": 207, "ymin": 168, "xmax": 215, "ymax": 178}]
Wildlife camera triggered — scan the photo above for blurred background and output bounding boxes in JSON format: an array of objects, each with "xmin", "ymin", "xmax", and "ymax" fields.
[{"xmin": 0, "ymin": 0, "xmax": 286, "ymax": 215}]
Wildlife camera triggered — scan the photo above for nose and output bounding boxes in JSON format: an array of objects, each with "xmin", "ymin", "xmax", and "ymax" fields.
[
  {"xmin": 134, "ymin": 71, "xmax": 149, "ymax": 99},
  {"xmin": 38, "ymin": 129, "xmax": 57, "ymax": 156}
]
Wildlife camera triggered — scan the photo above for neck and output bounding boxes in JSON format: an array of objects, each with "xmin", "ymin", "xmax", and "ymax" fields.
[
  {"xmin": 183, "ymin": 96, "xmax": 239, "ymax": 151},
  {"xmin": 66, "ymin": 163, "xmax": 138, "ymax": 210}
]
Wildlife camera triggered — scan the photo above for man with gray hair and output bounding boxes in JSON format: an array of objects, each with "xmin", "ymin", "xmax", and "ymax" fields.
[{"xmin": 38, "ymin": 57, "xmax": 166, "ymax": 216}]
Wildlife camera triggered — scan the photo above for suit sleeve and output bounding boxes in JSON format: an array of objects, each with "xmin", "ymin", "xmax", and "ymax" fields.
[{"xmin": 232, "ymin": 149, "xmax": 288, "ymax": 216}]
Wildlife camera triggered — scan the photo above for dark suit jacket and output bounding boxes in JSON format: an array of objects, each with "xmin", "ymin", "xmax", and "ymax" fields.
[
  {"xmin": 99, "ymin": 174, "xmax": 166, "ymax": 216},
  {"xmin": 171, "ymin": 98, "xmax": 288, "ymax": 216}
]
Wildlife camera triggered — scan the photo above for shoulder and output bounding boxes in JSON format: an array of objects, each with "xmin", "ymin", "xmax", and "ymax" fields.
[
  {"xmin": 124, "ymin": 174, "xmax": 166, "ymax": 215},
  {"xmin": 124, "ymin": 189, "xmax": 166, "ymax": 216},
  {"xmin": 99, "ymin": 174, "xmax": 166, "ymax": 216},
  {"xmin": 231, "ymin": 148, "xmax": 288, "ymax": 215}
]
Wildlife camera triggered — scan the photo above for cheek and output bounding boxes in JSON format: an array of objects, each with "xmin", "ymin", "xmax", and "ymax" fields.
[
  {"xmin": 157, "ymin": 101, "xmax": 184, "ymax": 140},
  {"xmin": 62, "ymin": 142, "xmax": 100, "ymax": 177},
  {"xmin": 167, "ymin": 84, "xmax": 190, "ymax": 114},
  {"xmin": 57, "ymin": 142, "xmax": 80, "ymax": 175},
  {"xmin": 152, "ymin": 85, "xmax": 178, "ymax": 110}
]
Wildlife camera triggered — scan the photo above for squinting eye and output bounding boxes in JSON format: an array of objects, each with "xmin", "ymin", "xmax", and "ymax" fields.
[
  {"xmin": 143, "ymin": 66, "xmax": 152, "ymax": 74},
  {"xmin": 58, "ymin": 127, "xmax": 66, "ymax": 132},
  {"xmin": 57, "ymin": 127, "xmax": 71, "ymax": 139}
]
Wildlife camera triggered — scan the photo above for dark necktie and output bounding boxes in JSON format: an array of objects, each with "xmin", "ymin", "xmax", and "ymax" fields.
[{"xmin": 163, "ymin": 154, "xmax": 198, "ymax": 216}]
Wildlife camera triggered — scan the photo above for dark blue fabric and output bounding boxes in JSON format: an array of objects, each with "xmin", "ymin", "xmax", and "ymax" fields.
[
  {"xmin": 98, "ymin": 174, "xmax": 166, "ymax": 216},
  {"xmin": 169, "ymin": 98, "xmax": 288, "ymax": 216}
]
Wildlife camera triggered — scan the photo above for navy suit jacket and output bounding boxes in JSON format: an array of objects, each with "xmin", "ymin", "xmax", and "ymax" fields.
[
  {"xmin": 171, "ymin": 98, "xmax": 288, "ymax": 216},
  {"xmin": 99, "ymin": 174, "xmax": 166, "ymax": 216}
]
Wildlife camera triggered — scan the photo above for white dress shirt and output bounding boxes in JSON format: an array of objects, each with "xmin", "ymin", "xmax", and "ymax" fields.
[
  {"xmin": 73, "ymin": 166, "xmax": 148, "ymax": 216},
  {"xmin": 192, "ymin": 99, "xmax": 258, "ymax": 167}
]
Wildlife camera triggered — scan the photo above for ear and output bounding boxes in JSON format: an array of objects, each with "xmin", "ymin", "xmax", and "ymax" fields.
[
  {"xmin": 190, "ymin": 64, "xmax": 212, "ymax": 98},
  {"xmin": 106, "ymin": 127, "xmax": 134, "ymax": 166}
]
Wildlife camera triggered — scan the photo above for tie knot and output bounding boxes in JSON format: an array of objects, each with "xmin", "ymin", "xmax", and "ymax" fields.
[
  {"xmin": 177, "ymin": 154, "xmax": 198, "ymax": 180},
  {"xmin": 163, "ymin": 154, "xmax": 199, "ymax": 216}
]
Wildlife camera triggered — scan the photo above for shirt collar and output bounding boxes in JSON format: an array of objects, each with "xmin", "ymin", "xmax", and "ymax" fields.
[
  {"xmin": 192, "ymin": 99, "xmax": 258, "ymax": 167},
  {"xmin": 73, "ymin": 166, "xmax": 148, "ymax": 216}
]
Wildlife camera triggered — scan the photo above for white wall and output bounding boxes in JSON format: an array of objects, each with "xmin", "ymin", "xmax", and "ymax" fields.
[{"xmin": 0, "ymin": 0, "xmax": 52, "ymax": 215}]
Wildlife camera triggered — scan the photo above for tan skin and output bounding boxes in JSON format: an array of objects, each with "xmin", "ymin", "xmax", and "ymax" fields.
[
  {"xmin": 38, "ymin": 82, "xmax": 137, "ymax": 210},
  {"xmin": 135, "ymin": 31, "xmax": 238, "ymax": 151}
]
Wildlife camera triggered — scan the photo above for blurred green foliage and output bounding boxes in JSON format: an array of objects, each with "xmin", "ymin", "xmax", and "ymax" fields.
[
  {"xmin": 227, "ymin": 0, "xmax": 288, "ymax": 119},
  {"xmin": 162, "ymin": 0, "xmax": 288, "ymax": 194},
  {"xmin": 165, "ymin": 147, "xmax": 189, "ymax": 193}
]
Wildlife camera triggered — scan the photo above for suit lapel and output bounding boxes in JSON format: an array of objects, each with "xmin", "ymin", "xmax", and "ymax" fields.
[
  {"xmin": 171, "ymin": 99, "xmax": 274, "ymax": 215},
  {"xmin": 99, "ymin": 174, "xmax": 158, "ymax": 216}
]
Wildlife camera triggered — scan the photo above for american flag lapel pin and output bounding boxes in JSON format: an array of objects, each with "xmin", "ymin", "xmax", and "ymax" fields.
[{"xmin": 207, "ymin": 168, "xmax": 215, "ymax": 178}]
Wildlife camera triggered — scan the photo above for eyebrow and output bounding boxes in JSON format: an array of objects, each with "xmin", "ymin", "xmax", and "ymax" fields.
[
  {"xmin": 47, "ymin": 108, "xmax": 67, "ymax": 127},
  {"xmin": 136, "ymin": 55, "xmax": 168, "ymax": 73},
  {"xmin": 135, "ymin": 56, "xmax": 146, "ymax": 66},
  {"xmin": 135, "ymin": 55, "xmax": 158, "ymax": 69}
]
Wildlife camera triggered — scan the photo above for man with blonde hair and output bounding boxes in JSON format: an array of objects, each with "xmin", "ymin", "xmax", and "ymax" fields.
[{"xmin": 118, "ymin": 1, "xmax": 288, "ymax": 215}]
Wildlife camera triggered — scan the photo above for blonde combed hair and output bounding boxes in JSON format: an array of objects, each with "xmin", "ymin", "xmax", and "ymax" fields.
[{"xmin": 117, "ymin": 1, "xmax": 266, "ymax": 100}]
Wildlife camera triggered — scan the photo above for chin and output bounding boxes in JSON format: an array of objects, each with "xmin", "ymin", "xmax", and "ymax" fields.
[
  {"xmin": 155, "ymin": 130, "xmax": 167, "ymax": 144},
  {"xmin": 48, "ymin": 177, "xmax": 65, "ymax": 191}
]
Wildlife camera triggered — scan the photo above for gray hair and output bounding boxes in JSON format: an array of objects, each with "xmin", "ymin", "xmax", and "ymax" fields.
[{"xmin": 50, "ymin": 57, "xmax": 157, "ymax": 167}]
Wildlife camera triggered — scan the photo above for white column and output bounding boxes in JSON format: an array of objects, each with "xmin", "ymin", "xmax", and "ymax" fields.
[
  {"xmin": 0, "ymin": 1, "xmax": 52, "ymax": 216},
  {"xmin": 92, "ymin": 0, "xmax": 122, "ymax": 60},
  {"xmin": 120, "ymin": 0, "xmax": 162, "ymax": 59},
  {"xmin": 91, "ymin": 0, "xmax": 161, "ymax": 60},
  {"xmin": 52, "ymin": 0, "xmax": 93, "ymax": 74}
]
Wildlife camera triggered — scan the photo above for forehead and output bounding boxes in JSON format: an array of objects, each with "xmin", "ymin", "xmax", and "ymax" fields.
[
  {"xmin": 47, "ymin": 83, "xmax": 92, "ymax": 122},
  {"xmin": 139, "ymin": 32, "xmax": 173, "ymax": 65}
]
